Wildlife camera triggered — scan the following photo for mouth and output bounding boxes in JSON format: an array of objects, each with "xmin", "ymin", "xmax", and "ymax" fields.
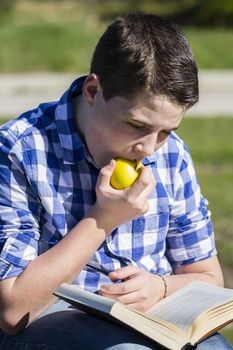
[
  {"xmin": 117, "ymin": 157, "xmax": 144, "ymax": 169},
  {"xmin": 135, "ymin": 159, "xmax": 144, "ymax": 171},
  {"xmin": 134, "ymin": 157, "xmax": 145, "ymax": 163},
  {"xmin": 114, "ymin": 156, "xmax": 145, "ymax": 165}
]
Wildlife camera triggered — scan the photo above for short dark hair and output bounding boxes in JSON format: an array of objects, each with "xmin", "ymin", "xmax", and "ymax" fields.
[{"xmin": 90, "ymin": 12, "xmax": 198, "ymax": 109}]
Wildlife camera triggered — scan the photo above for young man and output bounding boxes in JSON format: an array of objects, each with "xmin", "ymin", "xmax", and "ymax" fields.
[{"xmin": 0, "ymin": 12, "xmax": 232, "ymax": 350}]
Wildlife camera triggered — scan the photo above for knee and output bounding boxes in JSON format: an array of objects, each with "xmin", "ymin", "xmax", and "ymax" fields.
[
  {"xmin": 106, "ymin": 344, "xmax": 155, "ymax": 350},
  {"xmin": 197, "ymin": 333, "xmax": 233, "ymax": 350}
]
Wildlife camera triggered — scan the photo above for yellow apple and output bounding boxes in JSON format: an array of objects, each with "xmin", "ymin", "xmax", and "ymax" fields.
[{"xmin": 110, "ymin": 158, "xmax": 144, "ymax": 190}]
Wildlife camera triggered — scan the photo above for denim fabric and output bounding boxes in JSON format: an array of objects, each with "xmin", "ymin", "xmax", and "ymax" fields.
[{"xmin": 0, "ymin": 300, "xmax": 232, "ymax": 350}]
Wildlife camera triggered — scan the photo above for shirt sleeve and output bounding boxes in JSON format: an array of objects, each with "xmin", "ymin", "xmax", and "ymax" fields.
[
  {"xmin": 0, "ymin": 131, "xmax": 41, "ymax": 279},
  {"xmin": 166, "ymin": 144, "xmax": 217, "ymax": 266}
]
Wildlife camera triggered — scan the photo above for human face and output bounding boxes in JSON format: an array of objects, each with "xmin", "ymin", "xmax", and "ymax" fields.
[{"xmin": 83, "ymin": 90, "xmax": 184, "ymax": 168}]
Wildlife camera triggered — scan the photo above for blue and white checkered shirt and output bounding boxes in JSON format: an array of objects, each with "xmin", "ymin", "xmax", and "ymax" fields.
[{"xmin": 0, "ymin": 76, "xmax": 216, "ymax": 292}]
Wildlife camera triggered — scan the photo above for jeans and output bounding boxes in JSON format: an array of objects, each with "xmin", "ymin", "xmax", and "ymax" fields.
[{"xmin": 0, "ymin": 299, "xmax": 232, "ymax": 350}]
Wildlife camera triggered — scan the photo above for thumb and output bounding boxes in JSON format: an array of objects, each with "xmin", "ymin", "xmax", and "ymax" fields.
[{"xmin": 97, "ymin": 159, "xmax": 116, "ymax": 188}]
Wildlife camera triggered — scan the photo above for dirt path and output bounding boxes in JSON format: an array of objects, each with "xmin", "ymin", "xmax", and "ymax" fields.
[{"xmin": 0, "ymin": 70, "xmax": 233, "ymax": 118}]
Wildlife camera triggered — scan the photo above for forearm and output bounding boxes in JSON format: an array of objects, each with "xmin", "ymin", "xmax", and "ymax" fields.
[
  {"xmin": 164, "ymin": 256, "xmax": 224, "ymax": 298},
  {"xmin": 0, "ymin": 210, "xmax": 114, "ymax": 334}
]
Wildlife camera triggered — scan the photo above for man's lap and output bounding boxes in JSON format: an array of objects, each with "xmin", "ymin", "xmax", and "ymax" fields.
[{"xmin": 0, "ymin": 300, "xmax": 232, "ymax": 350}]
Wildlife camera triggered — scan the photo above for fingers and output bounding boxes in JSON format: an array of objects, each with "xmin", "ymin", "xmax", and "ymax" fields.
[
  {"xmin": 97, "ymin": 161, "xmax": 156, "ymax": 198},
  {"xmin": 95, "ymin": 162, "xmax": 156, "ymax": 227},
  {"xmin": 100, "ymin": 265, "xmax": 140, "ymax": 296},
  {"xmin": 100, "ymin": 267, "xmax": 161, "ymax": 312},
  {"xmin": 96, "ymin": 159, "xmax": 116, "ymax": 189},
  {"xmin": 100, "ymin": 268, "xmax": 147, "ymax": 309},
  {"xmin": 123, "ymin": 166, "xmax": 156, "ymax": 214},
  {"xmin": 108, "ymin": 265, "xmax": 138, "ymax": 281},
  {"xmin": 126, "ymin": 166, "xmax": 156, "ymax": 198},
  {"xmin": 100, "ymin": 287, "xmax": 148, "ymax": 312},
  {"xmin": 101, "ymin": 290, "xmax": 140, "ymax": 306}
]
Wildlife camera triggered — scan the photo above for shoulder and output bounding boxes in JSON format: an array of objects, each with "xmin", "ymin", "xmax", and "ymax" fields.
[
  {"xmin": 0, "ymin": 102, "xmax": 57, "ymax": 154},
  {"xmin": 156, "ymin": 131, "xmax": 192, "ymax": 170}
]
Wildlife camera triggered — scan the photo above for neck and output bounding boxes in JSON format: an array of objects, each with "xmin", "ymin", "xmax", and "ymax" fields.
[{"xmin": 73, "ymin": 94, "xmax": 87, "ymax": 139}]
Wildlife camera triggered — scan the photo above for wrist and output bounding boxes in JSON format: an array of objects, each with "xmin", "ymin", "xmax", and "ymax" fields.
[
  {"xmin": 155, "ymin": 273, "xmax": 168, "ymax": 300},
  {"xmin": 86, "ymin": 205, "xmax": 116, "ymax": 236}
]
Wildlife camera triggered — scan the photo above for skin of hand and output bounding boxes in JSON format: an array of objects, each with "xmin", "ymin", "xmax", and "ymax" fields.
[
  {"xmin": 91, "ymin": 159, "xmax": 157, "ymax": 231},
  {"xmin": 99, "ymin": 265, "xmax": 165, "ymax": 312},
  {"xmin": 99, "ymin": 256, "xmax": 224, "ymax": 313}
]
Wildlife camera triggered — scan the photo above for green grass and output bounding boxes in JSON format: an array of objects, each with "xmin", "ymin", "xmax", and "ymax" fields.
[
  {"xmin": 177, "ymin": 117, "xmax": 233, "ymax": 164},
  {"xmin": 221, "ymin": 327, "xmax": 233, "ymax": 344},
  {"xmin": 0, "ymin": 17, "xmax": 104, "ymax": 73},
  {"xmin": 0, "ymin": 1, "xmax": 233, "ymax": 72},
  {"xmin": 185, "ymin": 27, "xmax": 233, "ymax": 69}
]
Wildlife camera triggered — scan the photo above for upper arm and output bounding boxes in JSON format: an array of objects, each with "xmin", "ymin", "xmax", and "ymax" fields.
[
  {"xmin": 0, "ymin": 137, "xmax": 40, "ymax": 280},
  {"xmin": 166, "ymin": 144, "xmax": 217, "ymax": 267}
]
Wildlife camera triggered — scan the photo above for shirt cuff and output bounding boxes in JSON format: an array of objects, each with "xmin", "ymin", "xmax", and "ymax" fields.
[{"xmin": 0, "ymin": 256, "xmax": 25, "ymax": 279}]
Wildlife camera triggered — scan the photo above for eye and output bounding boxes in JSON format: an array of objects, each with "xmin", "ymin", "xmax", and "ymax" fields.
[
  {"xmin": 127, "ymin": 122, "xmax": 146, "ymax": 130},
  {"xmin": 158, "ymin": 130, "xmax": 171, "ymax": 142},
  {"xmin": 162, "ymin": 130, "xmax": 171, "ymax": 136}
]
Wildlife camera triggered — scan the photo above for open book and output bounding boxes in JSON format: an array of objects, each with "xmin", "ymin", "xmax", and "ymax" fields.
[{"xmin": 55, "ymin": 281, "xmax": 233, "ymax": 350}]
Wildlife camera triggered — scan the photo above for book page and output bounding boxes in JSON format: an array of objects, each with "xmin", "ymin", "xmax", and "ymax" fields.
[{"xmin": 148, "ymin": 281, "xmax": 233, "ymax": 333}]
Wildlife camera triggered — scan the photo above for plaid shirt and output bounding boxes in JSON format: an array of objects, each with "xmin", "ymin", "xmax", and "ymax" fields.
[{"xmin": 0, "ymin": 76, "xmax": 216, "ymax": 292}]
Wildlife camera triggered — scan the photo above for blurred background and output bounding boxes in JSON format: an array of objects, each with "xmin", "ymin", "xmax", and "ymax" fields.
[{"xmin": 0, "ymin": 0, "xmax": 233, "ymax": 342}]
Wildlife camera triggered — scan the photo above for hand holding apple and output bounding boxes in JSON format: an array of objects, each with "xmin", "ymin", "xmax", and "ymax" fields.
[
  {"xmin": 110, "ymin": 158, "xmax": 144, "ymax": 190},
  {"xmin": 90, "ymin": 159, "xmax": 155, "ymax": 233}
]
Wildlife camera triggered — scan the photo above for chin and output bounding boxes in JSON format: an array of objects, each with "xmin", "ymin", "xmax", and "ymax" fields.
[
  {"xmin": 95, "ymin": 158, "xmax": 107, "ymax": 169},
  {"xmin": 98, "ymin": 157, "xmax": 115, "ymax": 169}
]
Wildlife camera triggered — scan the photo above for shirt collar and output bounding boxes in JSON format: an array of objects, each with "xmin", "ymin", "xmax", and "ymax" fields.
[
  {"xmin": 142, "ymin": 140, "xmax": 171, "ymax": 165},
  {"xmin": 143, "ymin": 153, "xmax": 158, "ymax": 165},
  {"xmin": 55, "ymin": 75, "xmax": 95, "ymax": 165},
  {"xmin": 143, "ymin": 133, "xmax": 177, "ymax": 165}
]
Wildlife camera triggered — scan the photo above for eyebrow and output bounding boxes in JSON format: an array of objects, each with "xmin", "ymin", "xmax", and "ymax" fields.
[
  {"xmin": 129, "ymin": 119, "xmax": 180, "ymax": 131},
  {"xmin": 170, "ymin": 126, "xmax": 180, "ymax": 131},
  {"xmin": 129, "ymin": 118, "xmax": 152, "ymax": 127}
]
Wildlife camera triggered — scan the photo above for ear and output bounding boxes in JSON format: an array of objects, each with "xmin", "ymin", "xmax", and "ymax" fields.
[{"xmin": 82, "ymin": 74, "xmax": 102, "ymax": 105}]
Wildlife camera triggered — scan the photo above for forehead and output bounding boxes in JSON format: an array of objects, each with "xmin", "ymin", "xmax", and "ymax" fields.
[{"xmin": 105, "ymin": 92, "xmax": 184, "ymax": 128}]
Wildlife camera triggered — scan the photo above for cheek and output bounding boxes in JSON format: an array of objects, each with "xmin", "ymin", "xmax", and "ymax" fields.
[
  {"xmin": 87, "ymin": 124, "xmax": 116, "ymax": 152},
  {"xmin": 88, "ymin": 117, "xmax": 135, "ymax": 157},
  {"xmin": 109, "ymin": 128, "xmax": 134, "ymax": 150},
  {"xmin": 93, "ymin": 121, "xmax": 122, "ymax": 144},
  {"xmin": 90, "ymin": 125, "xmax": 104, "ymax": 143}
]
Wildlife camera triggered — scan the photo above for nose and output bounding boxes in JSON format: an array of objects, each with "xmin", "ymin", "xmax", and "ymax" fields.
[{"xmin": 133, "ymin": 134, "xmax": 157, "ymax": 158}]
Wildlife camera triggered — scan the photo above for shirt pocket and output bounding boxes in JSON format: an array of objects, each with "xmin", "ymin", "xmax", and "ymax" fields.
[{"xmin": 108, "ymin": 213, "xmax": 169, "ymax": 262}]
